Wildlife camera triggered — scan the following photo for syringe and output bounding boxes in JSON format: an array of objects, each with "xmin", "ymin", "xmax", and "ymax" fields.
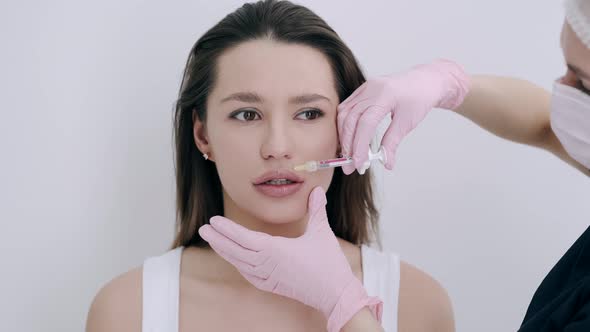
[{"xmin": 293, "ymin": 146, "xmax": 387, "ymax": 175}]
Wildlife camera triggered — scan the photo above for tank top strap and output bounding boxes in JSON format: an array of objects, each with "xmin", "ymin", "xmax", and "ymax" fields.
[
  {"xmin": 361, "ymin": 244, "xmax": 401, "ymax": 332},
  {"xmin": 141, "ymin": 247, "xmax": 183, "ymax": 332}
]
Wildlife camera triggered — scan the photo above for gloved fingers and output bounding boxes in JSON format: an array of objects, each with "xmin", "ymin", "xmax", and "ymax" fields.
[
  {"xmin": 210, "ymin": 243, "xmax": 273, "ymax": 280},
  {"xmin": 209, "ymin": 215, "xmax": 268, "ymax": 252},
  {"xmin": 341, "ymin": 163, "xmax": 355, "ymax": 176},
  {"xmin": 198, "ymin": 224, "xmax": 262, "ymax": 265},
  {"xmin": 339, "ymin": 98, "xmax": 372, "ymax": 175},
  {"xmin": 308, "ymin": 186, "xmax": 327, "ymax": 213},
  {"xmin": 227, "ymin": 258, "xmax": 268, "ymax": 287},
  {"xmin": 352, "ymin": 104, "xmax": 389, "ymax": 170},
  {"xmin": 305, "ymin": 186, "xmax": 329, "ymax": 232},
  {"xmin": 241, "ymin": 272, "xmax": 266, "ymax": 287},
  {"xmin": 379, "ymin": 114, "xmax": 406, "ymax": 170},
  {"xmin": 338, "ymin": 97, "xmax": 371, "ymax": 157},
  {"xmin": 338, "ymin": 82, "xmax": 368, "ymax": 110},
  {"xmin": 338, "ymin": 99, "xmax": 378, "ymax": 166},
  {"xmin": 259, "ymin": 267, "xmax": 283, "ymax": 294}
]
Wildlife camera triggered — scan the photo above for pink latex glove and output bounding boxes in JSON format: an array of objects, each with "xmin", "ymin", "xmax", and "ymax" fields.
[
  {"xmin": 337, "ymin": 59, "xmax": 470, "ymax": 174},
  {"xmin": 198, "ymin": 186, "xmax": 383, "ymax": 332}
]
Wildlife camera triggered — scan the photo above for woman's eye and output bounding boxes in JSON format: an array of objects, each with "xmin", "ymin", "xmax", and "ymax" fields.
[
  {"xmin": 230, "ymin": 109, "xmax": 324, "ymax": 121},
  {"xmin": 295, "ymin": 109, "xmax": 325, "ymax": 120},
  {"xmin": 231, "ymin": 110, "xmax": 260, "ymax": 121}
]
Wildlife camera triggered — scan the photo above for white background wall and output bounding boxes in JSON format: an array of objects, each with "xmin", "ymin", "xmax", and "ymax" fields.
[{"xmin": 2, "ymin": 1, "xmax": 589, "ymax": 331}]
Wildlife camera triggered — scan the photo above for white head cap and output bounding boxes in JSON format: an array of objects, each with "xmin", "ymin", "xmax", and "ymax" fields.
[{"xmin": 565, "ymin": 0, "xmax": 590, "ymax": 49}]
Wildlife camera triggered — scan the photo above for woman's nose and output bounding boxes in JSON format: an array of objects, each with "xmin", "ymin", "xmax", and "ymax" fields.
[{"xmin": 260, "ymin": 123, "xmax": 294, "ymax": 161}]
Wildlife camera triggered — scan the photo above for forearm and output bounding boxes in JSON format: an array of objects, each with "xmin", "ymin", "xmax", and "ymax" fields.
[
  {"xmin": 453, "ymin": 75, "xmax": 552, "ymax": 147},
  {"xmin": 452, "ymin": 75, "xmax": 590, "ymax": 176},
  {"xmin": 340, "ymin": 307, "xmax": 384, "ymax": 332}
]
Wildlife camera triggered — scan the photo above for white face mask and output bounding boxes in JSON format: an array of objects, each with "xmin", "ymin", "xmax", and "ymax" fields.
[{"xmin": 550, "ymin": 81, "xmax": 590, "ymax": 170}]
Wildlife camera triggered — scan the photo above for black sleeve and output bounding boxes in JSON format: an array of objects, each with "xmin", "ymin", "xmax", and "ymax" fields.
[{"xmin": 519, "ymin": 226, "xmax": 590, "ymax": 332}]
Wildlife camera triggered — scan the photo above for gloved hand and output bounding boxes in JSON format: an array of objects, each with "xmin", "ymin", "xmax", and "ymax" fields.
[
  {"xmin": 198, "ymin": 186, "xmax": 383, "ymax": 332},
  {"xmin": 337, "ymin": 59, "xmax": 470, "ymax": 174}
]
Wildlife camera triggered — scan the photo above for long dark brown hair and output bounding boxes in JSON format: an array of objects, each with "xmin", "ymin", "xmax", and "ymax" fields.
[{"xmin": 171, "ymin": 0, "xmax": 380, "ymax": 249}]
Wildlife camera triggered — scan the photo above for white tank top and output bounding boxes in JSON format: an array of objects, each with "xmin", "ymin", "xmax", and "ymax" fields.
[{"xmin": 142, "ymin": 245, "xmax": 400, "ymax": 332}]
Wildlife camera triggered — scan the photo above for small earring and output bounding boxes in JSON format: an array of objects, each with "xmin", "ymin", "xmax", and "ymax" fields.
[{"xmin": 203, "ymin": 153, "xmax": 209, "ymax": 160}]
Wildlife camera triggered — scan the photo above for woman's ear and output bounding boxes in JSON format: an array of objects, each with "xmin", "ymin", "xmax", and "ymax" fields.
[{"xmin": 193, "ymin": 114, "xmax": 214, "ymax": 162}]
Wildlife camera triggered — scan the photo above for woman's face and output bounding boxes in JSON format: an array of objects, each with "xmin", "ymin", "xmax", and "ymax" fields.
[
  {"xmin": 195, "ymin": 39, "xmax": 340, "ymax": 229},
  {"xmin": 561, "ymin": 21, "xmax": 590, "ymax": 94}
]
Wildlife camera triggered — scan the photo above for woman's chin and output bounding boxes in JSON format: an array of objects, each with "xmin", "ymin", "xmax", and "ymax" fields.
[
  {"xmin": 247, "ymin": 209, "xmax": 309, "ymax": 236},
  {"xmin": 256, "ymin": 212, "xmax": 305, "ymax": 225}
]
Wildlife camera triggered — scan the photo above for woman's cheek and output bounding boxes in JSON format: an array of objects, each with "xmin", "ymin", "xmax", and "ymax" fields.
[
  {"xmin": 303, "ymin": 126, "xmax": 339, "ymax": 189},
  {"xmin": 214, "ymin": 129, "xmax": 253, "ymax": 160},
  {"xmin": 305, "ymin": 124, "xmax": 339, "ymax": 158}
]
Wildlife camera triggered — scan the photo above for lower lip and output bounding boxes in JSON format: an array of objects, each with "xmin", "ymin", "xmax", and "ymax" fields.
[{"xmin": 253, "ymin": 182, "xmax": 304, "ymax": 198}]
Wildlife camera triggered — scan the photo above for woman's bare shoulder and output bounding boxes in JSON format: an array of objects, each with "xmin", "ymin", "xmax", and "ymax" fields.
[
  {"xmin": 398, "ymin": 260, "xmax": 455, "ymax": 332},
  {"xmin": 85, "ymin": 266, "xmax": 142, "ymax": 332}
]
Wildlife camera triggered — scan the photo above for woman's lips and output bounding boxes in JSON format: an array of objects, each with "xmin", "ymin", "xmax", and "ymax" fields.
[
  {"xmin": 253, "ymin": 169, "xmax": 304, "ymax": 185},
  {"xmin": 253, "ymin": 182, "xmax": 304, "ymax": 198}
]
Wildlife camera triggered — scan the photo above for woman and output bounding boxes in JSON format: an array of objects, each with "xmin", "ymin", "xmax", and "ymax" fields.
[
  {"xmin": 85, "ymin": 1, "xmax": 455, "ymax": 331},
  {"xmin": 337, "ymin": 0, "xmax": 590, "ymax": 330}
]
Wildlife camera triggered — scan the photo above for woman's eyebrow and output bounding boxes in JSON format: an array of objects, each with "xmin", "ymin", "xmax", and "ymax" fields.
[
  {"xmin": 288, "ymin": 93, "xmax": 331, "ymax": 105},
  {"xmin": 220, "ymin": 92, "xmax": 331, "ymax": 105},
  {"xmin": 220, "ymin": 92, "xmax": 263, "ymax": 104}
]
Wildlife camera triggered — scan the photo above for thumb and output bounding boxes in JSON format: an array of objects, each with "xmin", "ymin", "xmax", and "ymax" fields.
[
  {"xmin": 380, "ymin": 116, "xmax": 406, "ymax": 170},
  {"xmin": 305, "ymin": 186, "xmax": 329, "ymax": 232}
]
